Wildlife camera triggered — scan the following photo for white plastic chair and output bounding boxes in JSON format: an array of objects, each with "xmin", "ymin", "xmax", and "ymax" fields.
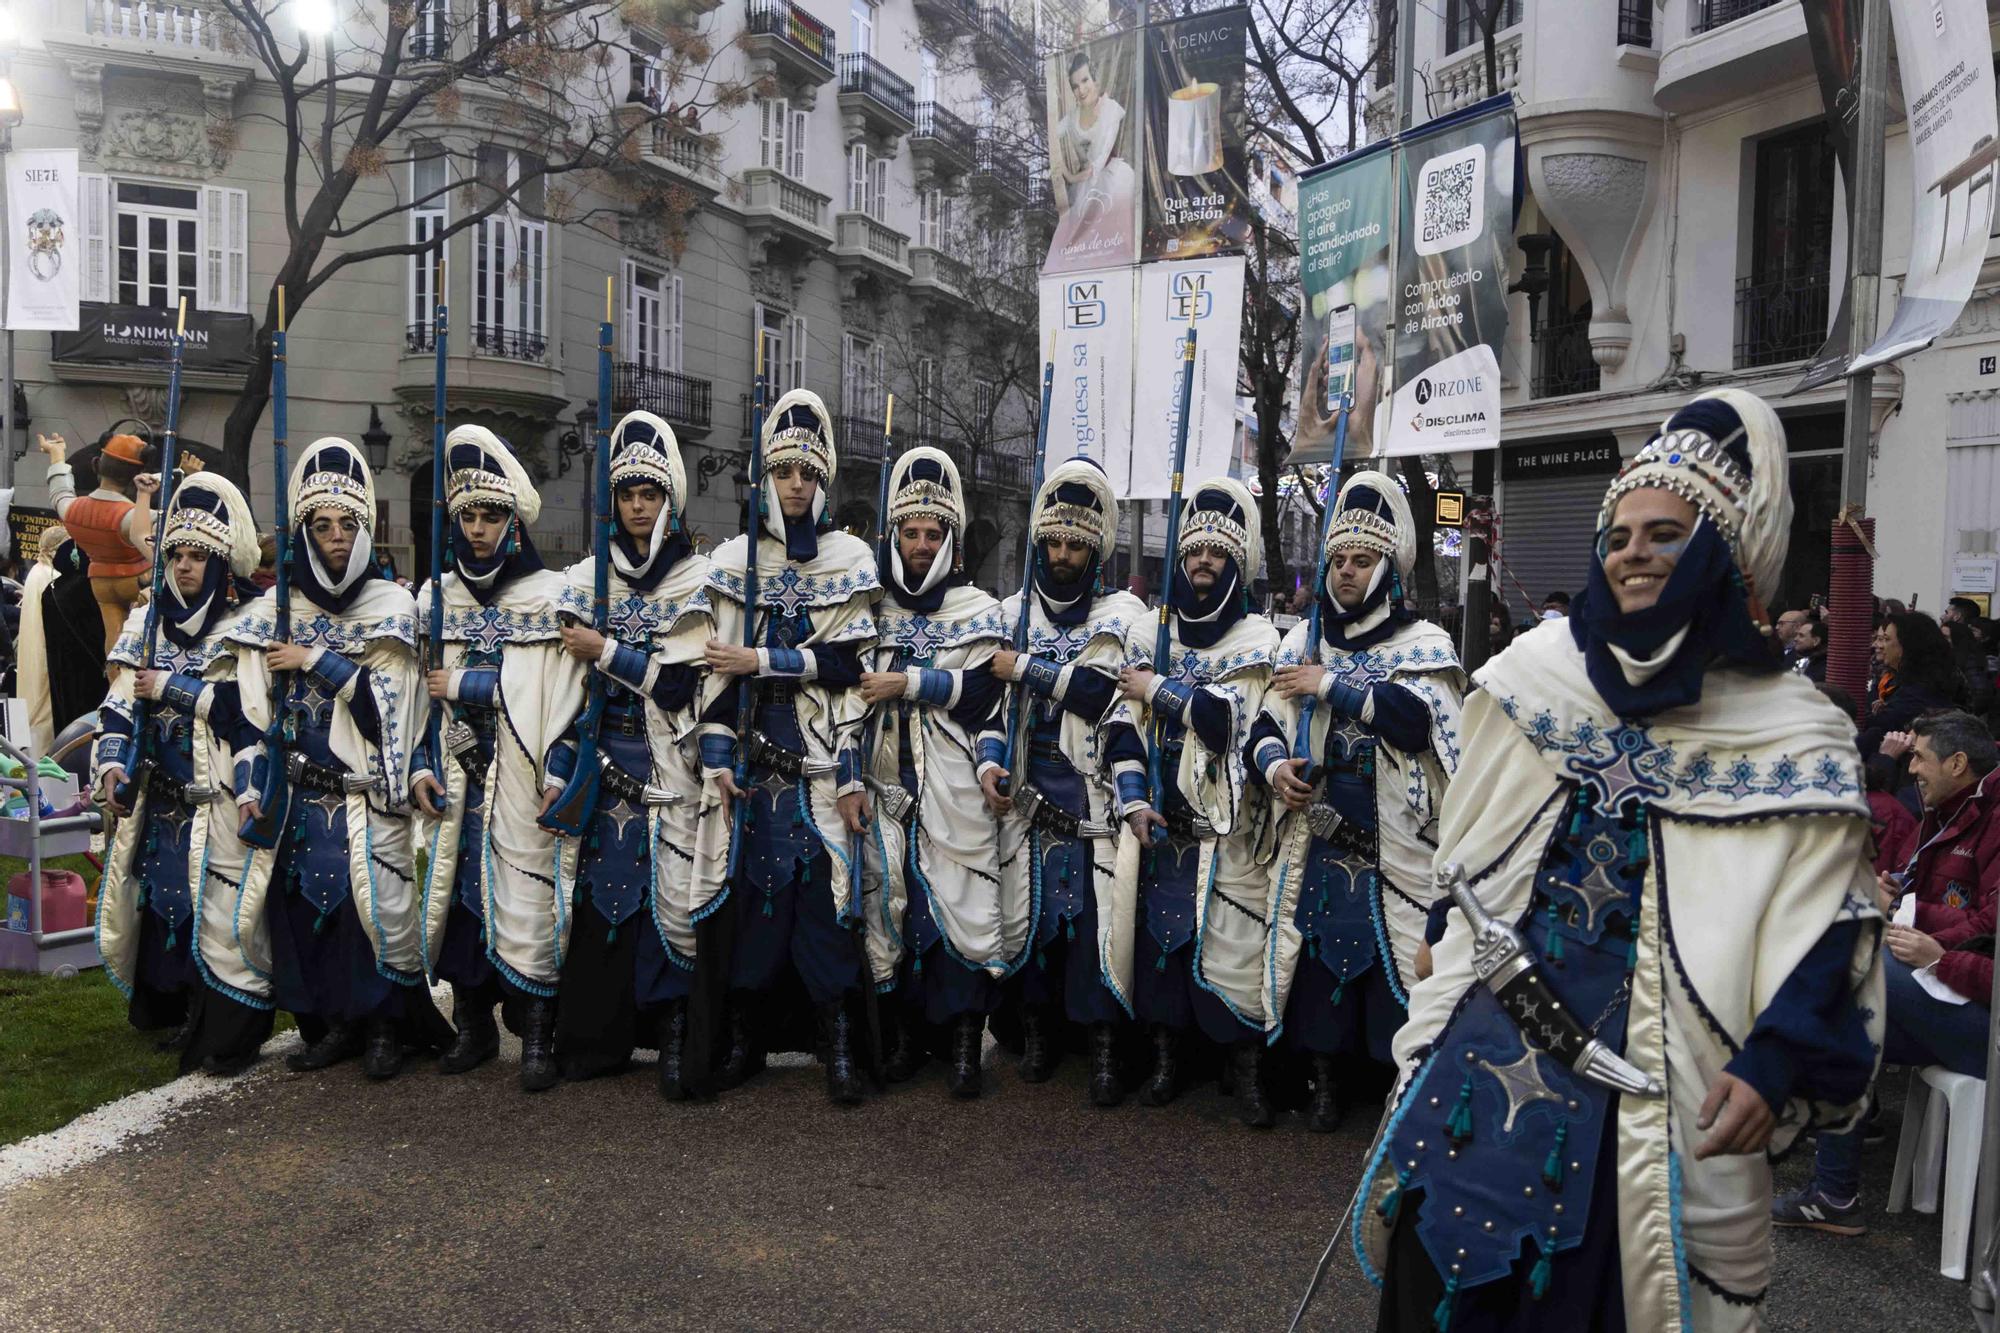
[{"xmin": 1887, "ymin": 1064, "xmax": 1988, "ymax": 1280}]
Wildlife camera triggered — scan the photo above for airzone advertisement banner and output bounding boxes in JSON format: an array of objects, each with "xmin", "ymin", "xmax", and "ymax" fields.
[
  {"xmin": 6, "ymin": 150, "xmax": 81, "ymax": 332},
  {"xmin": 1289, "ymin": 140, "xmax": 1393, "ymax": 466},
  {"xmin": 1038, "ymin": 267, "xmax": 1137, "ymax": 482},
  {"xmin": 1383, "ymin": 97, "xmax": 1517, "ymax": 457}
]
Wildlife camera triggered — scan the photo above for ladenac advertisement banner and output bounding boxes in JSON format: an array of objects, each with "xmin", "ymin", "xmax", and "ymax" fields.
[{"xmin": 1139, "ymin": 6, "xmax": 1251, "ymax": 262}]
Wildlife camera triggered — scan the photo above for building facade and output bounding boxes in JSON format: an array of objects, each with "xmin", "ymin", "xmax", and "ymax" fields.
[
  {"xmin": 2, "ymin": 0, "xmax": 1066, "ymax": 586},
  {"xmin": 1370, "ymin": 0, "xmax": 1994, "ymax": 620}
]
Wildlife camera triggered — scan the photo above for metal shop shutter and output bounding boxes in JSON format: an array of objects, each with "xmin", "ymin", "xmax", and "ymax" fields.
[{"xmin": 1493, "ymin": 473, "xmax": 1608, "ymax": 625}]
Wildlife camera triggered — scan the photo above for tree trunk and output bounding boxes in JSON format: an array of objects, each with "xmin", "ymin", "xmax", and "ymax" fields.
[
  {"xmin": 1256, "ymin": 390, "xmax": 1291, "ymax": 596},
  {"xmin": 1397, "ymin": 454, "xmax": 1441, "ymax": 619}
]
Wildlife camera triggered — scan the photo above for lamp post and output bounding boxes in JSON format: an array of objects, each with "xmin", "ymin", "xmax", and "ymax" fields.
[
  {"xmin": 0, "ymin": 19, "xmax": 24, "ymax": 496},
  {"xmin": 360, "ymin": 404, "xmax": 391, "ymax": 471}
]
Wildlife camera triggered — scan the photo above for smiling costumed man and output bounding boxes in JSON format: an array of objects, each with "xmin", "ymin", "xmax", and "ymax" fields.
[
  {"xmin": 1356, "ymin": 388, "xmax": 1883, "ymax": 1332},
  {"xmin": 1248, "ymin": 470, "xmax": 1466, "ymax": 1131},
  {"xmin": 696, "ymin": 389, "xmax": 881, "ymax": 1104},
  {"xmin": 544, "ymin": 411, "xmax": 715, "ymax": 1091},
  {"xmin": 1110, "ymin": 478, "xmax": 1283, "ymax": 1124},
  {"xmin": 415, "ymin": 426, "xmax": 585, "ymax": 1093},
  {"xmin": 858, "ymin": 447, "xmax": 1015, "ymax": 1099},
  {"xmin": 232, "ymin": 440, "xmax": 451, "ymax": 1079},
  {"xmin": 976, "ymin": 456, "xmax": 1154, "ymax": 1107},
  {"xmin": 94, "ymin": 471, "xmax": 272, "ymax": 1075}
]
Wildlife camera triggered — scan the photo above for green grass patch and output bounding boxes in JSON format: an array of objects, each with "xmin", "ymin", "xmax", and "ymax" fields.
[{"xmin": 0, "ymin": 968, "xmax": 182, "ymax": 1148}]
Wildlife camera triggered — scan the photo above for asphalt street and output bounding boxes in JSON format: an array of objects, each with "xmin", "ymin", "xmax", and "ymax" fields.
[{"xmin": 0, "ymin": 1042, "xmax": 1978, "ymax": 1331}]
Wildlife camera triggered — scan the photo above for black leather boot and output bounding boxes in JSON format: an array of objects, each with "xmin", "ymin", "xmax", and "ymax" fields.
[
  {"xmin": 438, "ymin": 985, "xmax": 499, "ymax": 1075},
  {"xmin": 657, "ymin": 999, "xmax": 687, "ymax": 1102},
  {"xmin": 822, "ymin": 999, "xmax": 865, "ymax": 1106},
  {"xmin": 1308, "ymin": 1053, "xmax": 1342, "ymax": 1133},
  {"xmin": 716, "ymin": 993, "xmax": 764, "ymax": 1090},
  {"xmin": 1018, "ymin": 1006, "xmax": 1056, "ymax": 1083},
  {"xmin": 1089, "ymin": 1022, "xmax": 1123, "ymax": 1108},
  {"xmin": 518, "ymin": 996, "xmax": 559, "ymax": 1092},
  {"xmin": 154, "ymin": 1022, "xmax": 191, "ymax": 1054},
  {"xmin": 362, "ymin": 1016, "xmax": 403, "ymax": 1081},
  {"xmin": 883, "ymin": 1010, "xmax": 926, "ymax": 1083},
  {"xmin": 286, "ymin": 1022, "xmax": 363, "ymax": 1072},
  {"xmin": 200, "ymin": 1049, "xmax": 258, "ymax": 1078},
  {"xmin": 946, "ymin": 1013, "xmax": 984, "ymax": 1100},
  {"xmin": 1142, "ymin": 1024, "xmax": 1179, "ymax": 1107},
  {"xmin": 1234, "ymin": 1042, "xmax": 1275, "ymax": 1130}
]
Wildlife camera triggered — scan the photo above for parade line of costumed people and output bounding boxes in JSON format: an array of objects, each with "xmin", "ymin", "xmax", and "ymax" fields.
[{"xmin": 86, "ymin": 385, "xmax": 1887, "ymax": 1330}]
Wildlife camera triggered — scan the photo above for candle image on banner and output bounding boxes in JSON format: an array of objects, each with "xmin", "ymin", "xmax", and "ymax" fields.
[
  {"xmin": 1289, "ymin": 143, "xmax": 1393, "ymax": 464},
  {"xmin": 1384, "ymin": 99, "xmax": 1517, "ymax": 458},
  {"xmin": 1140, "ymin": 5, "xmax": 1250, "ymax": 261},
  {"xmin": 1042, "ymin": 29, "xmax": 1143, "ymax": 275},
  {"xmin": 7, "ymin": 149, "xmax": 82, "ymax": 331}
]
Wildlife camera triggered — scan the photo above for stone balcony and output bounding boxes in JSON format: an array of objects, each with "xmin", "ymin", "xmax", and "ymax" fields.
[
  {"xmin": 837, "ymin": 52, "xmax": 917, "ymax": 143},
  {"xmin": 831, "ymin": 211, "xmax": 913, "ymax": 290},
  {"xmin": 1655, "ymin": 0, "xmax": 1811, "ymax": 114},
  {"xmin": 911, "ymin": 102, "xmax": 976, "ymax": 182},
  {"xmin": 908, "ymin": 245, "xmax": 972, "ymax": 307},
  {"xmin": 742, "ymin": 0, "xmax": 837, "ymax": 94}
]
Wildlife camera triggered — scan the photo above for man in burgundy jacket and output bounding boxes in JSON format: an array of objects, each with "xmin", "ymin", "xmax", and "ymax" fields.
[{"xmin": 1776, "ymin": 709, "xmax": 1998, "ymax": 1234}]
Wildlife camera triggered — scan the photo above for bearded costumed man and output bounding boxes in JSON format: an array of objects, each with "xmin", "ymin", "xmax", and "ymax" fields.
[
  {"xmin": 542, "ymin": 411, "xmax": 715, "ymax": 1092},
  {"xmin": 1247, "ymin": 471, "xmax": 1467, "ymax": 1132},
  {"xmin": 696, "ymin": 389, "xmax": 881, "ymax": 1105},
  {"xmin": 231, "ymin": 439, "xmax": 451, "ymax": 1079},
  {"xmin": 94, "ymin": 471, "xmax": 273, "ymax": 1075},
  {"xmin": 855, "ymin": 448, "xmax": 1015, "ymax": 1100},
  {"xmin": 1355, "ymin": 389, "xmax": 1883, "ymax": 1332},
  {"xmin": 976, "ymin": 457, "xmax": 1153, "ymax": 1107},
  {"xmin": 412, "ymin": 426, "xmax": 585, "ymax": 1093},
  {"xmin": 1109, "ymin": 479, "xmax": 1283, "ymax": 1126}
]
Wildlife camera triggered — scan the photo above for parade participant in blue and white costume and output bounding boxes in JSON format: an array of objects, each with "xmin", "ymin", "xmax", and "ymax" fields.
[
  {"xmin": 1359, "ymin": 389, "xmax": 1883, "ymax": 1332},
  {"xmin": 856, "ymin": 447, "xmax": 1014, "ymax": 1100},
  {"xmin": 976, "ymin": 456, "xmax": 1153, "ymax": 1107},
  {"xmin": 697, "ymin": 389, "xmax": 880, "ymax": 1105},
  {"xmin": 412, "ymin": 426, "xmax": 585, "ymax": 1093},
  {"xmin": 1110, "ymin": 479, "xmax": 1282, "ymax": 1125},
  {"xmin": 95, "ymin": 470, "xmax": 270, "ymax": 1076},
  {"xmin": 1248, "ymin": 470, "xmax": 1466, "ymax": 1132},
  {"xmin": 234, "ymin": 439, "xmax": 448, "ymax": 1079},
  {"xmin": 543, "ymin": 411, "xmax": 714, "ymax": 1093}
]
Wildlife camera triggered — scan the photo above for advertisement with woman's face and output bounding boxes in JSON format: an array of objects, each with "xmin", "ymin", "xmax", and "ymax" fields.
[{"xmin": 1042, "ymin": 31, "xmax": 1143, "ymax": 274}]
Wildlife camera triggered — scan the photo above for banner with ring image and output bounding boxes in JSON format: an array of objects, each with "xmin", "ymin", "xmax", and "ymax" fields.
[{"xmin": 7, "ymin": 149, "xmax": 81, "ymax": 332}]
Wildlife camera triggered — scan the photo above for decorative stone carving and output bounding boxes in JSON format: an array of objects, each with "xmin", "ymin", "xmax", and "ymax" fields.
[
  {"xmin": 1947, "ymin": 287, "xmax": 2000, "ymax": 339},
  {"xmin": 99, "ymin": 109, "xmax": 217, "ymax": 178},
  {"xmin": 124, "ymin": 385, "xmax": 175, "ymax": 428},
  {"xmin": 748, "ymin": 240, "xmax": 808, "ymax": 302}
]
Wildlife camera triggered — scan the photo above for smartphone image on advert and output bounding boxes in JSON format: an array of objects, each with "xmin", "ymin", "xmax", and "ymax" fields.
[{"xmin": 1323, "ymin": 303, "xmax": 1357, "ymax": 415}]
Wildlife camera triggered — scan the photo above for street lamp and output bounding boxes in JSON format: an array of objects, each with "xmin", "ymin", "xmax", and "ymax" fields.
[
  {"xmin": 297, "ymin": 0, "xmax": 337, "ymax": 173},
  {"xmin": 360, "ymin": 404, "xmax": 391, "ymax": 470}
]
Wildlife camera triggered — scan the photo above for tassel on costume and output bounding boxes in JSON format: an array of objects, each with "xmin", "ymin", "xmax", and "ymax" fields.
[
  {"xmin": 1066, "ymin": 917, "xmax": 1076, "ymax": 942},
  {"xmin": 1544, "ymin": 904, "xmax": 1564, "ymax": 963},
  {"xmin": 1432, "ymin": 1275, "xmax": 1459, "ymax": 1332},
  {"xmin": 1331, "ymin": 978, "xmax": 1346, "ymax": 1005},
  {"xmin": 313, "ymin": 909, "xmax": 330, "ymax": 936},
  {"xmin": 1445, "ymin": 1073, "xmax": 1476, "ymax": 1146},
  {"xmin": 1155, "ymin": 950, "xmax": 1167, "ymax": 972},
  {"xmin": 1542, "ymin": 1122, "xmax": 1568, "ymax": 1190},
  {"xmin": 1377, "ymin": 1166, "xmax": 1410, "ymax": 1225},
  {"xmin": 1529, "ymin": 1241, "xmax": 1554, "ymax": 1301},
  {"xmin": 1627, "ymin": 922, "xmax": 1640, "ymax": 969}
]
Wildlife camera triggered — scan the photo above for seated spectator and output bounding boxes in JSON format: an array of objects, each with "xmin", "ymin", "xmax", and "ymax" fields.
[
  {"xmin": 1822, "ymin": 683, "xmax": 1920, "ymax": 872},
  {"xmin": 1773, "ymin": 709, "xmax": 1999, "ymax": 1235},
  {"xmin": 1794, "ymin": 615, "xmax": 1829, "ymax": 683},
  {"xmin": 1860, "ymin": 612, "xmax": 1960, "ymax": 759}
]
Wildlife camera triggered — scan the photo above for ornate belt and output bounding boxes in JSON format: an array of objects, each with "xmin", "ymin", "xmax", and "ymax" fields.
[
  {"xmin": 601, "ymin": 704, "xmax": 646, "ymax": 736},
  {"xmin": 445, "ymin": 719, "xmax": 489, "ymax": 785},
  {"xmin": 1017, "ymin": 783, "xmax": 1116, "ymax": 841},
  {"xmin": 597, "ymin": 752, "xmax": 679, "ymax": 807},
  {"xmin": 286, "ymin": 751, "xmax": 378, "ymax": 796},
  {"xmin": 1306, "ymin": 803, "xmax": 1377, "ymax": 860},
  {"xmin": 145, "ymin": 772, "xmax": 214, "ymax": 808}
]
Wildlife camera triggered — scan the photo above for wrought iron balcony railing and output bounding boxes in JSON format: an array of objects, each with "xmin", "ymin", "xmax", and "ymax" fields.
[
  {"xmin": 1531, "ymin": 314, "xmax": 1601, "ymax": 399},
  {"xmin": 613, "ymin": 363, "xmax": 714, "ymax": 430},
  {"xmin": 1734, "ymin": 269, "xmax": 1831, "ymax": 369},
  {"xmin": 838, "ymin": 52, "xmax": 917, "ymax": 124},
  {"xmin": 469, "ymin": 324, "xmax": 549, "ymax": 361},
  {"xmin": 1695, "ymin": 0, "xmax": 1782, "ymax": 34},
  {"xmin": 914, "ymin": 101, "xmax": 976, "ymax": 161},
  {"xmin": 1616, "ymin": 0, "xmax": 1653, "ymax": 46},
  {"xmin": 745, "ymin": 0, "xmax": 836, "ymax": 72}
]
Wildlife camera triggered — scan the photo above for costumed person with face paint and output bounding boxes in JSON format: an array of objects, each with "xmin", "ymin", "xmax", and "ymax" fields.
[
  {"xmin": 1247, "ymin": 471, "xmax": 1467, "ymax": 1132},
  {"xmin": 94, "ymin": 471, "xmax": 273, "ymax": 1075},
  {"xmin": 1356, "ymin": 389, "xmax": 1883, "ymax": 1332},
  {"xmin": 543, "ymin": 412, "xmax": 715, "ymax": 1091},
  {"xmin": 856, "ymin": 448, "xmax": 1015, "ymax": 1099},
  {"xmin": 1110, "ymin": 479, "xmax": 1283, "ymax": 1125},
  {"xmin": 412, "ymin": 426, "xmax": 586, "ymax": 1093},
  {"xmin": 977, "ymin": 457, "xmax": 1154, "ymax": 1107},
  {"xmin": 231, "ymin": 440, "xmax": 451, "ymax": 1079},
  {"xmin": 696, "ymin": 389, "xmax": 881, "ymax": 1105}
]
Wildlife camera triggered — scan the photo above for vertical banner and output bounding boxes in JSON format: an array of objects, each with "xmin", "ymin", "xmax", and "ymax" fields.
[
  {"xmin": 6, "ymin": 150, "xmax": 82, "ymax": 332},
  {"xmin": 1043, "ymin": 28, "xmax": 1144, "ymax": 275},
  {"xmin": 1128, "ymin": 256, "xmax": 1245, "ymax": 499},
  {"xmin": 1290, "ymin": 143, "xmax": 1394, "ymax": 464},
  {"xmin": 1848, "ymin": 0, "xmax": 1998, "ymax": 372},
  {"xmin": 1140, "ymin": 6, "xmax": 1250, "ymax": 262},
  {"xmin": 1038, "ymin": 266, "xmax": 1137, "ymax": 485},
  {"xmin": 1794, "ymin": 0, "xmax": 1862, "ymax": 390},
  {"xmin": 1383, "ymin": 99, "xmax": 1517, "ymax": 458}
]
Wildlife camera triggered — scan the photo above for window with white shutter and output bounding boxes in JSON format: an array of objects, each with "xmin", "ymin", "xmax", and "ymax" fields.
[
  {"xmin": 788, "ymin": 313, "xmax": 807, "ymax": 396},
  {"xmin": 471, "ymin": 148, "xmax": 548, "ymax": 358},
  {"xmin": 870, "ymin": 158, "xmax": 888, "ymax": 220},
  {"xmin": 625, "ymin": 259, "xmax": 682, "ymax": 373},
  {"xmin": 848, "ymin": 144, "xmax": 867, "ymax": 213},
  {"xmin": 759, "ymin": 98, "xmax": 787, "ymax": 171},
  {"xmin": 116, "ymin": 181, "xmax": 200, "ymax": 312},
  {"xmin": 79, "ymin": 173, "xmax": 110, "ymax": 303},
  {"xmin": 915, "ymin": 357, "xmax": 940, "ymax": 440},
  {"xmin": 409, "ymin": 149, "xmax": 448, "ymax": 336},
  {"xmin": 789, "ymin": 106, "xmax": 808, "ymax": 179}
]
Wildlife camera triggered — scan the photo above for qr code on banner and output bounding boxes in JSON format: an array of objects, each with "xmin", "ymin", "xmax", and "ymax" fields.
[{"xmin": 1413, "ymin": 142, "xmax": 1486, "ymax": 257}]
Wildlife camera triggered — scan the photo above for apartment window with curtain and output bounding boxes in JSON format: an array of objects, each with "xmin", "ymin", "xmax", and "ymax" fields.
[
  {"xmin": 841, "ymin": 332, "xmax": 886, "ymax": 424},
  {"xmin": 1444, "ymin": 0, "xmax": 1521, "ymax": 55},
  {"xmin": 79, "ymin": 177, "xmax": 248, "ymax": 314},
  {"xmin": 408, "ymin": 147, "xmax": 449, "ymax": 348},
  {"xmin": 918, "ymin": 187, "xmax": 952, "ymax": 249},
  {"xmin": 914, "ymin": 356, "xmax": 942, "ymax": 440},
  {"xmin": 759, "ymin": 97, "xmax": 808, "ymax": 179},
  {"xmin": 629, "ymin": 38, "xmax": 667, "ymax": 108},
  {"xmin": 850, "ymin": 0, "xmax": 875, "ymax": 54},
  {"xmin": 473, "ymin": 145, "xmax": 550, "ymax": 360},
  {"xmin": 410, "ymin": 0, "xmax": 447, "ymax": 60},
  {"xmin": 624, "ymin": 259, "xmax": 683, "ymax": 372}
]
